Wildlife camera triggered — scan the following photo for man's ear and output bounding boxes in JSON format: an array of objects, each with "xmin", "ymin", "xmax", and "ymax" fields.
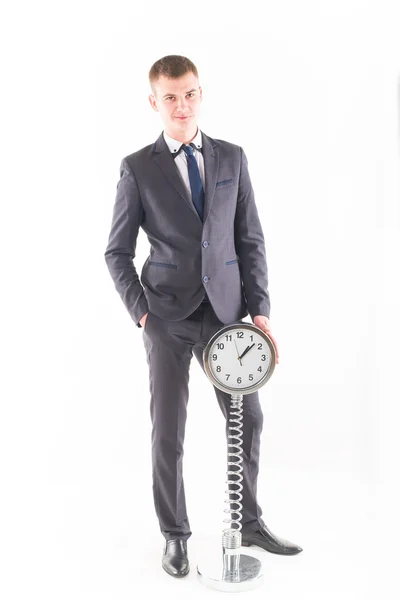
[{"xmin": 148, "ymin": 94, "xmax": 159, "ymax": 112}]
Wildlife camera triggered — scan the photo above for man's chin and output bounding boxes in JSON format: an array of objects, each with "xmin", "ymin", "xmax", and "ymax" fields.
[{"xmin": 174, "ymin": 117, "xmax": 192, "ymax": 125}]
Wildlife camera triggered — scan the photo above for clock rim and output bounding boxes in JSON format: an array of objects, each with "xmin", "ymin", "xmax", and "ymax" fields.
[{"xmin": 203, "ymin": 321, "xmax": 276, "ymax": 395}]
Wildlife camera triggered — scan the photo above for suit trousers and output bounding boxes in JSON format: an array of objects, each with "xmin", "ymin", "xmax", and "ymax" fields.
[{"xmin": 142, "ymin": 298, "xmax": 266, "ymax": 541}]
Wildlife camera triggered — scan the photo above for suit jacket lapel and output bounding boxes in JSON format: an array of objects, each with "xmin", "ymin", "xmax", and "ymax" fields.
[
  {"xmin": 202, "ymin": 131, "xmax": 219, "ymax": 224},
  {"xmin": 152, "ymin": 130, "xmax": 219, "ymax": 226}
]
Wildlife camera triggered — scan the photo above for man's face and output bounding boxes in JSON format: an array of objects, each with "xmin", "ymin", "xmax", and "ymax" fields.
[{"xmin": 149, "ymin": 72, "xmax": 202, "ymax": 138}]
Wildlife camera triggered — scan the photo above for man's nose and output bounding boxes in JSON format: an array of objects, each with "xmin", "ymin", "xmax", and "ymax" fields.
[{"xmin": 176, "ymin": 97, "xmax": 189, "ymax": 109}]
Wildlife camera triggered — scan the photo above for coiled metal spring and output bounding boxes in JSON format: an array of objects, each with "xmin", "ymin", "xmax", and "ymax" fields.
[{"xmin": 223, "ymin": 393, "xmax": 244, "ymax": 535}]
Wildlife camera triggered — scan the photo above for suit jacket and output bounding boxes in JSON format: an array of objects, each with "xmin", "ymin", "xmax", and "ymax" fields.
[{"xmin": 104, "ymin": 130, "xmax": 271, "ymax": 328}]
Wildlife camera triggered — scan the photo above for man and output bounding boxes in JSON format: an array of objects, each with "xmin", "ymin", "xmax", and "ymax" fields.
[{"xmin": 104, "ymin": 55, "xmax": 302, "ymax": 578}]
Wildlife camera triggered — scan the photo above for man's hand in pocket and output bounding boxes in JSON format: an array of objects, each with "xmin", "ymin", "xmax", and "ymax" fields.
[{"xmin": 139, "ymin": 312, "xmax": 149, "ymax": 328}]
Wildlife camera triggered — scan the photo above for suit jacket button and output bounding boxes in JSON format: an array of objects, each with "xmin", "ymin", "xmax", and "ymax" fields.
[
  {"xmin": 202, "ymin": 241, "xmax": 209, "ymax": 248},
  {"xmin": 202, "ymin": 276, "xmax": 209, "ymax": 283}
]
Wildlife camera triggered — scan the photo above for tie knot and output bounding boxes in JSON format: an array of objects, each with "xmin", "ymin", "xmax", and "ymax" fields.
[{"xmin": 182, "ymin": 143, "xmax": 195, "ymax": 156}]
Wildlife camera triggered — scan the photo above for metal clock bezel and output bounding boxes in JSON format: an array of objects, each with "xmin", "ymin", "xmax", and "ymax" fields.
[{"xmin": 203, "ymin": 321, "xmax": 276, "ymax": 395}]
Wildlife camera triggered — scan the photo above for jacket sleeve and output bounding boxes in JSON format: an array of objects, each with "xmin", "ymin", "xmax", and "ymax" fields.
[
  {"xmin": 104, "ymin": 157, "xmax": 149, "ymax": 328},
  {"xmin": 234, "ymin": 147, "xmax": 271, "ymax": 320}
]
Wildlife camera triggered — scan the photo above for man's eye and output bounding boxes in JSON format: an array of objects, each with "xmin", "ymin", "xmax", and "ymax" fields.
[{"xmin": 166, "ymin": 94, "xmax": 194, "ymax": 100}]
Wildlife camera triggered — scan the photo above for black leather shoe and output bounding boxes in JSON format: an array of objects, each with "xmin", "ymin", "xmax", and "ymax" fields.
[
  {"xmin": 241, "ymin": 525, "xmax": 303, "ymax": 555},
  {"xmin": 162, "ymin": 539, "xmax": 190, "ymax": 577}
]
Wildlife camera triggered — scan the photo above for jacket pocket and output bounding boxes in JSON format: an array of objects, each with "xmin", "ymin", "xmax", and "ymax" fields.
[
  {"xmin": 226, "ymin": 258, "xmax": 239, "ymax": 265},
  {"xmin": 148, "ymin": 261, "xmax": 178, "ymax": 269},
  {"xmin": 216, "ymin": 178, "xmax": 233, "ymax": 188}
]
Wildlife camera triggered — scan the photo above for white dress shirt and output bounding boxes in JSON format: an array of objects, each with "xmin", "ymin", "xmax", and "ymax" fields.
[{"xmin": 163, "ymin": 127, "xmax": 205, "ymax": 196}]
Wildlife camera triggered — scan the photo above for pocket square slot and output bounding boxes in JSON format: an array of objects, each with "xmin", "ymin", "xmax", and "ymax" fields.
[{"xmin": 216, "ymin": 178, "xmax": 233, "ymax": 188}]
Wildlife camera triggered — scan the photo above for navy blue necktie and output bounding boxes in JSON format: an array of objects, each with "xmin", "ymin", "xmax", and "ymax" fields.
[{"xmin": 179, "ymin": 143, "xmax": 205, "ymax": 221}]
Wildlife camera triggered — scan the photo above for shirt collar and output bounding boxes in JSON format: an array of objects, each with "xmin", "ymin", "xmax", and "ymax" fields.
[{"xmin": 163, "ymin": 126, "xmax": 203, "ymax": 154}]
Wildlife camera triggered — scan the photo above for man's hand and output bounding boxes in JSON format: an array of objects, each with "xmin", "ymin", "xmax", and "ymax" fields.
[
  {"xmin": 139, "ymin": 312, "xmax": 149, "ymax": 328},
  {"xmin": 253, "ymin": 315, "xmax": 279, "ymax": 364}
]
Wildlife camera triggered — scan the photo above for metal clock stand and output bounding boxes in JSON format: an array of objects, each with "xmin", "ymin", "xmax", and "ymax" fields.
[{"xmin": 196, "ymin": 320, "xmax": 276, "ymax": 593}]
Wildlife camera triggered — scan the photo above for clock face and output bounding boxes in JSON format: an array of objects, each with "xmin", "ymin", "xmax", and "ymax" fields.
[{"xmin": 204, "ymin": 323, "xmax": 275, "ymax": 394}]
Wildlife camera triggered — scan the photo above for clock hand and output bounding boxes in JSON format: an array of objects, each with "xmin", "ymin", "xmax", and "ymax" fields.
[
  {"xmin": 238, "ymin": 343, "xmax": 255, "ymax": 361},
  {"xmin": 238, "ymin": 345, "xmax": 250, "ymax": 361},
  {"xmin": 234, "ymin": 339, "xmax": 243, "ymax": 366}
]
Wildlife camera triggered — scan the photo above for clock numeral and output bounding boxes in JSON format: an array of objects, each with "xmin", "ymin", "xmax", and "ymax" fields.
[
  {"xmin": 237, "ymin": 377, "xmax": 242, "ymax": 384},
  {"xmin": 212, "ymin": 353, "xmax": 217, "ymax": 361},
  {"xmin": 250, "ymin": 335, "xmax": 254, "ymax": 341},
  {"xmin": 225, "ymin": 374, "xmax": 230, "ymax": 380},
  {"xmin": 258, "ymin": 343, "xmax": 262, "ymax": 350},
  {"xmin": 257, "ymin": 366, "xmax": 262, "ymax": 372},
  {"xmin": 249, "ymin": 374, "xmax": 253, "ymax": 381},
  {"xmin": 237, "ymin": 331, "xmax": 244, "ymax": 338},
  {"xmin": 216, "ymin": 365, "xmax": 221, "ymax": 372},
  {"xmin": 217, "ymin": 342, "xmax": 224, "ymax": 350},
  {"xmin": 261, "ymin": 354, "xmax": 266, "ymax": 361},
  {"xmin": 225, "ymin": 334, "xmax": 232, "ymax": 341}
]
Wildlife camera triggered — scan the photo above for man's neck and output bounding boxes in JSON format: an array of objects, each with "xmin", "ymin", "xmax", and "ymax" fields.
[{"xmin": 165, "ymin": 125, "xmax": 198, "ymax": 145}]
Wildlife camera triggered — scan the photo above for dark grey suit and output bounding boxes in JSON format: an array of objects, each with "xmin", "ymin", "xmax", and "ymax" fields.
[{"xmin": 105, "ymin": 130, "xmax": 271, "ymax": 540}]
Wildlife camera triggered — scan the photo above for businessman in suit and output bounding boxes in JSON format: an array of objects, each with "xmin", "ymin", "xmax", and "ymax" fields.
[{"xmin": 104, "ymin": 55, "xmax": 302, "ymax": 578}]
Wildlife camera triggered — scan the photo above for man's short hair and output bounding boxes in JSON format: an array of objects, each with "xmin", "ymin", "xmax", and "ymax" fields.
[{"xmin": 149, "ymin": 55, "xmax": 199, "ymax": 96}]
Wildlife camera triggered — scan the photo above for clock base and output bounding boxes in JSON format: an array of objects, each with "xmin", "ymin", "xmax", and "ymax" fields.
[{"xmin": 197, "ymin": 550, "xmax": 264, "ymax": 592}]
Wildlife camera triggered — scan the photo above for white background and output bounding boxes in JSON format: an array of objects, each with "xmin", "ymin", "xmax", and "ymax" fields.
[{"xmin": 1, "ymin": 1, "xmax": 400, "ymax": 598}]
